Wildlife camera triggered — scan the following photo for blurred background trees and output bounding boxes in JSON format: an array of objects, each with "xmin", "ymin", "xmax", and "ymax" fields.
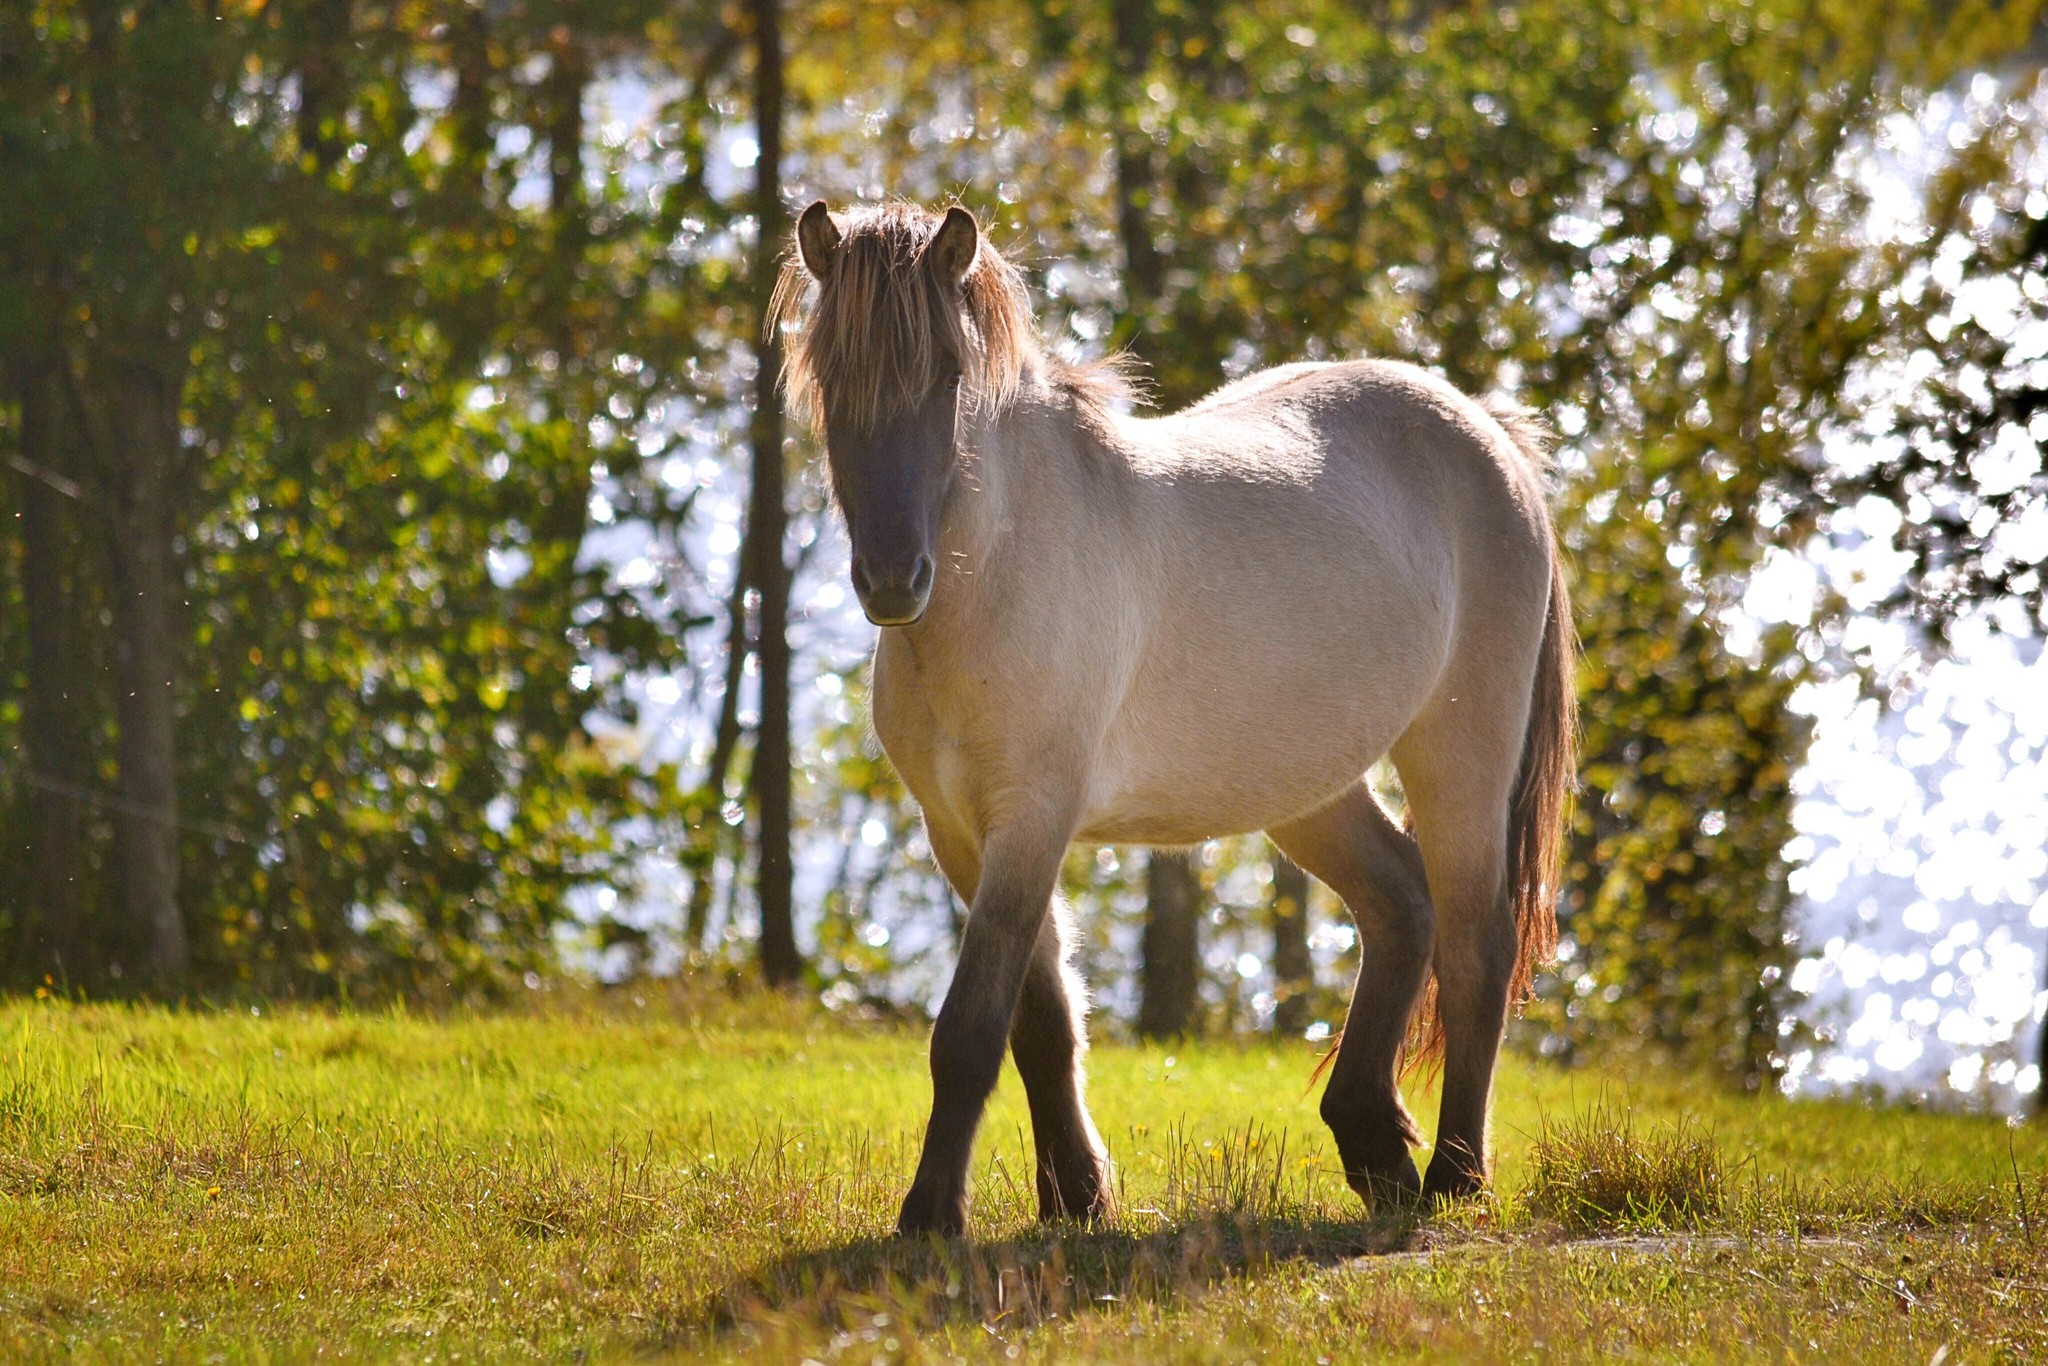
[
  {"xmin": 3, "ymin": 0, "xmax": 2044, "ymax": 1091},
  {"xmin": 1, "ymin": 0, "xmax": 737, "ymax": 993}
]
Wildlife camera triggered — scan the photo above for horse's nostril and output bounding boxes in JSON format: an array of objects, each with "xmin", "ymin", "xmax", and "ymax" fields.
[{"xmin": 849, "ymin": 554, "xmax": 930, "ymax": 623}]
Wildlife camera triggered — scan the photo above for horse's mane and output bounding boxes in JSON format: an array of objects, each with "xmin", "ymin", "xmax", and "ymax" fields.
[{"xmin": 772, "ymin": 200, "xmax": 1130, "ymax": 433}]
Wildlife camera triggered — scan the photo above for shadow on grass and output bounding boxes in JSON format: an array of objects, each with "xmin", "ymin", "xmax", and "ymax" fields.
[{"xmin": 672, "ymin": 1209, "xmax": 1429, "ymax": 1350}]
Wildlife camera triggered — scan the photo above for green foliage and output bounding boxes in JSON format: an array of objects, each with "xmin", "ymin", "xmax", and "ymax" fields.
[
  {"xmin": 1528, "ymin": 1, "xmax": 2047, "ymax": 1081},
  {"xmin": 0, "ymin": 2, "xmax": 735, "ymax": 994},
  {"xmin": 4, "ymin": 0, "xmax": 2045, "ymax": 1078}
]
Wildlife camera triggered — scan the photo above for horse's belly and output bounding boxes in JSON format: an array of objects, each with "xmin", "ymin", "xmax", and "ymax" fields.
[
  {"xmin": 1076, "ymin": 734, "xmax": 1389, "ymax": 844},
  {"xmin": 1074, "ymin": 629, "xmax": 1434, "ymax": 844},
  {"xmin": 1073, "ymin": 762, "xmax": 1367, "ymax": 845}
]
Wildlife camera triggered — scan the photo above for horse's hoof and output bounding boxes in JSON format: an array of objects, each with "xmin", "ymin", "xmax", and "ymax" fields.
[
  {"xmin": 1326, "ymin": 1109, "xmax": 1422, "ymax": 1211},
  {"xmin": 1348, "ymin": 1157, "xmax": 1423, "ymax": 1212},
  {"xmin": 1036, "ymin": 1158, "xmax": 1115, "ymax": 1225},
  {"xmin": 1420, "ymin": 1153, "xmax": 1486, "ymax": 1203},
  {"xmin": 896, "ymin": 1184, "xmax": 968, "ymax": 1238}
]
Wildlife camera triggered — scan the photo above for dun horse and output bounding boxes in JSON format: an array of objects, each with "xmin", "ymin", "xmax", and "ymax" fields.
[{"xmin": 776, "ymin": 200, "xmax": 1576, "ymax": 1236}]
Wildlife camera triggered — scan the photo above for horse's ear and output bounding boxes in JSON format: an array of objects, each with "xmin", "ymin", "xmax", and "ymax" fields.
[
  {"xmin": 797, "ymin": 200, "xmax": 842, "ymax": 280},
  {"xmin": 924, "ymin": 205, "xmax": 979, "ymax": 287}
]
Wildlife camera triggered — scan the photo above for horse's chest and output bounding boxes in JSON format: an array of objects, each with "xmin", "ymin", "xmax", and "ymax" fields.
[{"xmin": 869, "ymin": 639, "xmax": 990, "ymax": 824}]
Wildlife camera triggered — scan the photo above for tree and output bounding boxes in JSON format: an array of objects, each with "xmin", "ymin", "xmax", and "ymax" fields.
[
  {"xmin": 1270, "ymin": 853, "xmax": 1314, "ymax": 1037},
  {"xmin": 1, "ymin": 1, "xmax": 735, "ymax": 995},
  {"xmin": 0, "ymin": 0, "xmax": 267, "ymax": 989},
  {"xmin": 748, "ymin": 0, "xmax": 801, "ymax": 988},
  {"xmin": 1137, "ymin": 850, "xmax": 1201, "ymax": 1038}
]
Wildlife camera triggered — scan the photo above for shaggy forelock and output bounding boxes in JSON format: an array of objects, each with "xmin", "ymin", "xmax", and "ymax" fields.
[{"xmin": 773, "ymin": 202, "xmax": 1036, "ymax": 434}]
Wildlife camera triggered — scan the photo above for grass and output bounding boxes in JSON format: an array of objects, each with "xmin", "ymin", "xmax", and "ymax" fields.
[
  {"xmin": 1, "ymin": 990, "xmax": 2044, "ymax": 1362},
  {"xmin": 1524, "ymin": 1103, "xmax": 1726, "ymax": 1230}
]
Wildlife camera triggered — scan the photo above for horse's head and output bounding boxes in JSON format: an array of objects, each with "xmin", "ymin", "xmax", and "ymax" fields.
[{"xmin": 777, "ymin": 200, "xmax": 1029, "ymax": 627}]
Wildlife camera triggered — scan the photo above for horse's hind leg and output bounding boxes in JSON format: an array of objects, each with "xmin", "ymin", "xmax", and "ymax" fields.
[
  {"xmin": 1392, "ymin": 717, "xmax": 1523, "ymax": 1201},
  {"xmin": 1269, "ymin": 782, "xmax": 1435, "ymax": 1206}
]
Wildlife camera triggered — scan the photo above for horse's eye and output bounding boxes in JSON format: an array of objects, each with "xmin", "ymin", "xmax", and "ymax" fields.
[{"xmin": 945, "ymin": 372, "xmax": 962, "ymax": 393}]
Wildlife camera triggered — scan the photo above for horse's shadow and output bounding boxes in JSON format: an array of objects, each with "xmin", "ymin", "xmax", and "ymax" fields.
[{"xmin": 681, "ymin": 1209, "xmax": 1431, "ymax": 1347}]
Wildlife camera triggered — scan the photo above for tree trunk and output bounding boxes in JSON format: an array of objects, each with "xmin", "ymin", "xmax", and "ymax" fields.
[
  {"xmin": 1110, "ymin": 0, "xmax": 1162, "ymax": 370},
  {"xmin": 8, "ymin": 356, "xmax": 95, "ymax": 985},
  {"xmin": 1270, "ymin": 852, "xmax": 1314, "ymax": 1037},
  {"xmin": 2037, "ymin": 942, "xmax": 2046, "ymax": 1119},
  {"xmin": 546, "ymin": 29, "xmax": 587, "ymax": 245},
  {"xmin": 1137, "ymin": 851, "xmax": 1201, "ymax": 1038},
  {"xmin": 1111, "ymin": 0, "xmax": 1207, "ymax": 1033},
  {"xmin": 100, "ymin": 358, "xmax": 189, "ymax": 990},
  {"xmin": 290, "ymin": 0, "xmax": 354, "ymax": 173},
  {"xmin": 749, "ymin": 0, "xmax": 800, "ymax": 987},
  {"xmin": 684, "ymin": 553, "xmax": 751, "ymax": 951}
]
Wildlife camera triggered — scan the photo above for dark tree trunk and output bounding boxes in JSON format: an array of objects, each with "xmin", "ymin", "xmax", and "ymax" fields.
[
  {"xmin": 2037, "ymin": 942, "xmax": 2046, "ymax": 1119},
  {"xmin": 749, "ymin": 0, "xmax": 800, "ymax": 987},
  {"xmin": 448, "ymin": 2, "xmax": 492, "ymax": 200},
  {"xmin": 1137, "ymin": 851, "xmax": 1201, "ymax": 1038},
  {"xmin": 546, "ymin": 29, "xmax": 587, "ymax": 243},
  {"xmin": 9, "ymin": 356, "xmax": 95, "ymax": 985},
  {"xmin": 1111, "ymin": 0, "xmax": 1207, "ymax": 1032},
  {"xmin": 290, "ymin": 0, "xmax": 354, "ymax": 173},
  {"xmin": 684, "ymin": 555, "xmax": 751, "ymax": 950},
  {"xmin": 100, "ymin": 358, "xmax": 189, "ymax": 990},
  {"xmin": 1110, "ymin": 0, "xmax": 1162, "ymax": 370},
  {"xmin": 1270, "ymin": 853, "xmax": 1314, "ymax": 1037},
  {"xmin": 60, "ymin": 0, "xmax": 194, "ymax": 991}
]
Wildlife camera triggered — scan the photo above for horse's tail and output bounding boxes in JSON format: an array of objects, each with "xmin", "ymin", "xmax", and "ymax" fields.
[
  {"xmin": 1504, "ymin": 531, "xmax": 1577, "ymax": 1010},
  {"xmin": 1397, "ymin": 415, "xmax": 1577, "ymax": 1074}
]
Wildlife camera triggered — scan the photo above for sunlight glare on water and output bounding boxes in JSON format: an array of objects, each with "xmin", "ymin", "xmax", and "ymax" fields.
[{"xmin": 1784, "ymin": 620, "xmax": 2048, "ymax": 1107}]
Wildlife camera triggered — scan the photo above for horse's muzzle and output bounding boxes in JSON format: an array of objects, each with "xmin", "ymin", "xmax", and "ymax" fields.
[{"xmin": 852, "ymin": 553, "xmax": 934, "ymax": 627}]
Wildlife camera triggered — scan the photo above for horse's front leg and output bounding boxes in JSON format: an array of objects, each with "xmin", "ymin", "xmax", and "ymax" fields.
[
  {"xmin": 897, "ymin": 812, "xmax": 1074, "ymax": 1237},
  {"xmin": 926, "ymin": 820, "xmax": 1111, "ymax": 1225}
]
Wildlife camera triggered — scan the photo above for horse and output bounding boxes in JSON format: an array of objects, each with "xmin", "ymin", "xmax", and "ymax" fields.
[{"xmin": 774, "ymin": 199, "xmax": 1576, "ymax": 1236}]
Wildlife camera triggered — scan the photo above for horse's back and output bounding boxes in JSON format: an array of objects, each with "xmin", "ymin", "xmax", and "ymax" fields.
[
  {"xmin": 1070, "ymin": 360, "xmax": 1553, "ymax": 842},
  {"xmin": 1165, "ymin": 359, "xmax": 1545, "ymax": 501},
  {"xmin": 1131, "ymin": 358, "xmax": 1551, "ymax": 607}
]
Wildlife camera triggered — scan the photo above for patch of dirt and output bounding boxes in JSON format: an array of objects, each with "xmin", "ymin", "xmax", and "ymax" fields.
[{"xmin": 1348, "ymin": 1230, "xmax": 1867, "ymax": 1268}]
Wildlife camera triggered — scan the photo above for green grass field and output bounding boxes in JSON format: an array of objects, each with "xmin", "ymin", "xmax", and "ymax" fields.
[{"xmin": 2, "ymin": 992, "xmax": 2043, "ymax": 1363}]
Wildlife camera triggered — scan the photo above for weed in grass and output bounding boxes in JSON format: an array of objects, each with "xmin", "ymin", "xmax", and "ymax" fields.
[
  {"xmin": 0, "ymin": 1075, "xmax": 43, "ymax": 1136},
  {"xmin": 1524, "ymin": 1101, "xmax": 1725, "ymax": 1231}
]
